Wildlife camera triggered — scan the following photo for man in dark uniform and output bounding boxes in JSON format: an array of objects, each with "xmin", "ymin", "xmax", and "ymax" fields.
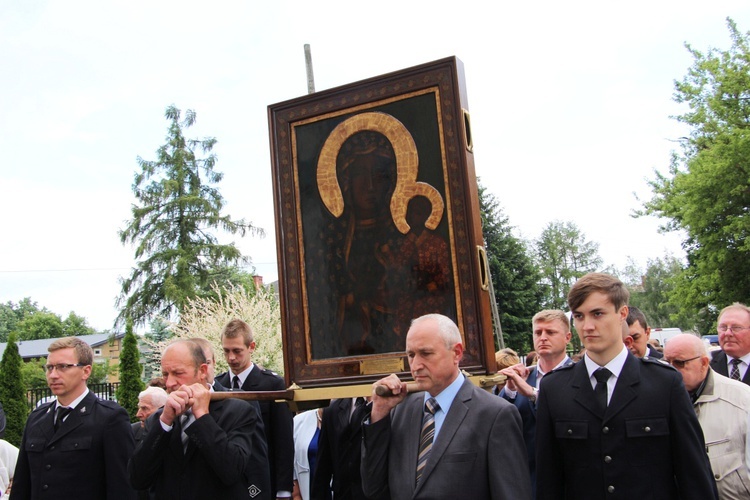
[
  {"xmin": 13, "ymin": 337, "xmax": 136, "ymax": 500},
  {"xmin": 215, "ymin": 319, "xmax": 294, "ymax": 499},
  {"xmin": 535, "ymin": 273, "xmax": 717, "ymax": 499}
]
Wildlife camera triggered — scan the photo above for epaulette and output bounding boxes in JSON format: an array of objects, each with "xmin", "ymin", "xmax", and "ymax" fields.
[
  {"xmin": 544, "ymin": 363, "xmax": 575, "ymax": 377},
  {"xmin": 259, "ymin": 367, "xmax": 280, "ymax": 377},
  {"xmin": 642, "ymin": 356, "xmax": 675, "ymax": 369}
]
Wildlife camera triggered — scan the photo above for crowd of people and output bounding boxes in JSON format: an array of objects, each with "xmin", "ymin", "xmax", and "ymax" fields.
[{"xmin": 1, "ymin": 272, "xmax": 749, "ymax": 499}]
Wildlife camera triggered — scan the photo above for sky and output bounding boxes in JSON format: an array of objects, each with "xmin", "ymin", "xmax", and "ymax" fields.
[{"xmin": 1, "ymin": 1, "xmax": 749, "ymax": 332}]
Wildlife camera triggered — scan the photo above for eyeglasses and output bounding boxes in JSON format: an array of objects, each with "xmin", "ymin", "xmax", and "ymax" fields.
[
  {"xmin": 718, "ymin": 325, "xmax": 750, "ymax": 333},
  {"xmin": 44, "ymin": 363, "xmax": 87, "ymax": 373},
  {"xmin": 665, "ymin": 356, "xmax": 701, "ymax": 368}
]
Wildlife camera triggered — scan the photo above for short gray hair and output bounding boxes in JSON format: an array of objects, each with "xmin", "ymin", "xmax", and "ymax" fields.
[
  {"xmin": 138, "ymin": 386, "xmax": 168, "ymax": 408},
  {"xmin": 411, "ymin": 314, "xmax": 462, "ymax": 349}
]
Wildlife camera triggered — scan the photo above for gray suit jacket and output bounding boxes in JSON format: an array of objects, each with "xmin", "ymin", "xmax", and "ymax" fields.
[{"xmin": 361, "ymin": 377, "xmax": 531, "ymax": 500}]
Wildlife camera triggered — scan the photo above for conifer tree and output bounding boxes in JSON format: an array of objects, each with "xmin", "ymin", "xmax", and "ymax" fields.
[
  {"xmin": 0, "ymin": 333, "xmax": 29, "ymax": 445},
  {"xmin": 115, "ymin": 321, "xmax": 144, "ymax": 422}
]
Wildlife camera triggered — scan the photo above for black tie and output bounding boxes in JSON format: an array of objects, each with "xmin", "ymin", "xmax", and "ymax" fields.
[
  {"xmin": 730, "ymin": 358, "xmax": 742, "ymax": 381},
  {"xmin": 594, "ymin": 368, "xmax": 612, "ymax": 413},
  {"xmin": 54, "ymin": 406, "xmax": 72, "ymax": 432},
  {"xmin": 232, "ymin": 375, "xmax": 241, "ymax": 390}
]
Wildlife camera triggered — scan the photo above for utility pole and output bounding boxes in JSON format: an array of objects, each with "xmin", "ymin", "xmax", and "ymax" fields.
[{"xmin": 304, "ymin": 44, "xmax": 315, "ymax": 94}]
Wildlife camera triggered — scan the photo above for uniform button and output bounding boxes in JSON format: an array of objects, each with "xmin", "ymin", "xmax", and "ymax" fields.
[
  {"xmin": 607, "ymin": 485, "xmax": 615, "ymax": 493},
  {"xmin": 45, "ymin": 464, "xmax": 51, "ymax": 470},
  {"xmin": 74, "ymin": 443, "xmax": 79, "ymax": 448},
  {"xmin": 567, "ymin": 429, "xmax": 573, "ymax": 435},
  {"xmin": 602, "ymin": 426, "xmax": 609, "ymax": 434},
  {"xmin": 50, "ymin": 445, "xmax": 55, "ymax": 450},
  {"xmin": 604, "ymin": 456, "xmax": 612, "ymax": 463},
  {"xmin": 715, "ymin": 474, "xmax": 720, "ymax": 479},
  {"xmin": 42, "ymin": 484, "xmax": 49, "ymax": 491},
  {"xmin": 644, "ymin": 426, "xmax": 651, "ymax": 432}
]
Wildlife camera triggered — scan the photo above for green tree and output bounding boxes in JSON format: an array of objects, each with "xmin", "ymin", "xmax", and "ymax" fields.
[
  {"xmin": 478, "ymin": 183, "xmax": 542, "ymax": 353},
  {"xmin": 20, "ymin": 357, "xmax": 48, "ymax": 389},
  {"xmin": 640, "ymin": 18, "xmax": 750, "ymax": 323},
  {"xmin": 0, "ymin": 333, "xmax": 29, "ymax": 445},
  {"xmin": 62, "ymin": 312, "xmax": 97, "ymax": 337},
  {"xmin": 15, "ymin": 311, "xmax": 64, "ymax": 341},
  {"xmin": 145, "ymin": 317, "xmax": 173, "ymax": 344},
  {"xmin": 535, "ymin": 220, "xmax": 602, "ymax": 310},
  {"xmin": 90, "ymin": 360, "xmax": 116, "ymax": 385},
  {"xmin": 621, "ymin": 255, "xmax": 701, "ymax": 331},
  {"xmin": 118, "ymin": 105, "xmax": 262, "ymax": 327},
  {"xmin": 0, "ymin": 298, "xmax": 41, "ymax": 342},
  {"xmin": 116, "ymin": 322, "xmax": 144, "ymax": 422}
]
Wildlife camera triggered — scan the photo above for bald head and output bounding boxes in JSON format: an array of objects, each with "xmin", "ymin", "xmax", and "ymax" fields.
[{"xmin": 663, "ymin": 334, "xmax": 710, "ymax": 392}]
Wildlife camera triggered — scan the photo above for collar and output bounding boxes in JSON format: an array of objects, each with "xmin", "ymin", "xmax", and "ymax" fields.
[
  {"xmin": 690, "ymin": 370, "xmax": 711, "ymax": 404},
  {"xmin": 728, "ymin": 352, "xmax": 750, "ymax": 366},
  {"xmin": 537, "ymin": 355, "xmax": 571, "ymax": 378},
  {"xmin": 55, "ymin": 388, "xmax": 89, "ymax": 410},
  {"xmin": 425, "ymin": 371, "xmax": 464, "ymax": 413},
  {"xmin": 584, "ymin": 345, "xmax": 628, "ymax": 379},
  {"xmin": 231, "ymin": 363, "xmax": 255, "ymax": 387}
]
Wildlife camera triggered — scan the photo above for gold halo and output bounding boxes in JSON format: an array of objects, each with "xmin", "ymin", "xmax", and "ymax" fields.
[{"xmin": 316, "ymin": 111, "xmax": 443, "ymax": 234}]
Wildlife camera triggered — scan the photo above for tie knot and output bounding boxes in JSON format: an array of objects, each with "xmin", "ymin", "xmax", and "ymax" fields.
[
  {"xmin": 425, "ymin": 397, "xmax": 439, "ymax": 415},
  {"xmin": 232, "ymin": 375, "xmax": 241, "ymax": 390},
  {"xmin": 594, "ymin": 368, "xmax": 612, "ymax": 384},
  {"xmin": 732, "ymin": 358, "xmax": 742, "ymax": 367},
  {"xmin": 355, "ymin": 397, "xmax": 365, "ymax": 407}
]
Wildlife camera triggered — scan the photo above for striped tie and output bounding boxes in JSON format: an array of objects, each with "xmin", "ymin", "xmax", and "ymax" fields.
[
  {"xmin": 416, "ymin": 398, "xmax": 439, "ymax": 485},
  {"xmin": 730, "ymin": 358, "xmax": 742, "ymax": 381}
]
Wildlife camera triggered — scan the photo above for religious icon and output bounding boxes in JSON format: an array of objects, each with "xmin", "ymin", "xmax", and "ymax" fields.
[{"xmin": 269, "ymin": 57, "xmax": 496, "ymax": 387}]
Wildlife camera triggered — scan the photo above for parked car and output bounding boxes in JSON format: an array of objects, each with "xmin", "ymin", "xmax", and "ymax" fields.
[
  {"xmin": 701, "ymin": 334, "xmax": 720, "ymax": 347},
  {"xmin": 649, "ymin": 328, "xmax": 683, "ymax": 347}
]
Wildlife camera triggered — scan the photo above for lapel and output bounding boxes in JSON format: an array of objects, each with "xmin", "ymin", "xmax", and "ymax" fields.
[
  {"xmin": 337, "ymin": 398, "xmax": 352, "ymax": 436},
  {"xmin": 49, "ymin": 391, "xmax": 96, "ymax": 446},
  {"xmin": 603, "ymin": 354, "xmax": 640, "ymax": 423},
  {"xmin": 38, "ymin": 403, "xmax": 57, "ymax": 442},
  {"xmin": 242, "ymin": 365, "xmax": 261, "ymax": 391},
  {"xmin": 710, "ymin": 351, "xmax": 728, "ymax": 376},
  {"xmin": 414, "ymin": 378, "xmax": 472, "ymax": 495},
  {"xmin": 572, "ymin": 361, "xmax": 605, "ymax": 419},
  {"xmin": 400, "ymin": 395, "xmax": 425, "ymax": 497}
]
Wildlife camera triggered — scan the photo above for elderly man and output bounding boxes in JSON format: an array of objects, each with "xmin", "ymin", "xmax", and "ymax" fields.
[
  {"xmin": 535, "ymin": 273, "xmax": 717, "ymax": 499},
  {"xmin": 129, "ymin": 339, "xmax": 258, "ymax": 499},
  {"xmin": 13, "ymin": 337, "xmax": 136, "ymax": 500},
  {"xmin": 665, "ymin": 334, "xmax": 750, "ymax": 498},
  {"xmin": 361, "ymin": 313, "xmax": 531, "ymax": 500},
  {"xmin": 132, "ymin": 387, "xmax": 168, "ymax": 443},
  {"xmin": 711, "ymin": 303, "xmax": 750, "ymax": 385},
  {"xmin": 499, "ymin": 309, "xmax": 573, "ymax": 496}
]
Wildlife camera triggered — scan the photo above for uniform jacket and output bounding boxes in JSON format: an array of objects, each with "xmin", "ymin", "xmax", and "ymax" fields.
[
  {"xmin": 216, "ymin": 365, "xmax": 294, "ymax": 496},
  {"xmin": 312, "ymin": 398, "xmax": 369, "ymax": 500},
  {"xmin": 536, "ymin": 353, "xmax": 718, "ymax": 500},
  {"xmin": 129, "ymin": 398, "xmax": 256, "ymax": 500},
  {"xmin": 500, "ymin": 358, "xmax": 574, "ymax": 497},
  {"xmin": 361, "ymin": 376, "xmax": 532, "ymax": 500},
  {"xmin": 646, "ymin": 344, "xmax": 664, "ymax": 359},
  {"xmin": 694, "ymin": 369, "xmax": 750, "ymax": 499},
  {"xmin": 710, "ymin": 350, "xmax": 750, "ymax": 386},
  {"xmin": 13, "ymin": 390, "xmax": 136, "ymax": 500}
]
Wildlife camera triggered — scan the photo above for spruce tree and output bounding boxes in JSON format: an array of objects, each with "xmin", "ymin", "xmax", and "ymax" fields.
[
  {"xmin": 115, "ymin": 321, "xmax": 144, "ymax": 422},
  {"xmin": 0, "ymin": 333, "xmax": 29, "ymax": 445}
]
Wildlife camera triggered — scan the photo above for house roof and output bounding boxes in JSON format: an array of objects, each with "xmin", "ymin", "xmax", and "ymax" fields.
[{"xmin": 0, "ymin": 332, "xmax": 125, "ymax": 360}]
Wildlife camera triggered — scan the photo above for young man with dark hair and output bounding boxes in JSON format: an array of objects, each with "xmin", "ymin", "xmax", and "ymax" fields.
[{"xmin": 535, "ymin": 273, "xmax": 717, "ymax": 499}]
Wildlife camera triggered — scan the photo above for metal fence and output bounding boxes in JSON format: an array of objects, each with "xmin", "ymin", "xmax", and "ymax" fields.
[{"xmin": 26, "ymin": 382, "xmax": 120, "ymax": 410}]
